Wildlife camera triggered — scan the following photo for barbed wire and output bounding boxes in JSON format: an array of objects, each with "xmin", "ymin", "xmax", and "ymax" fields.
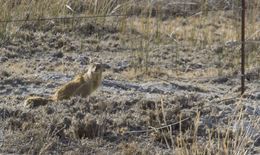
[{"xmin": 0, "ymin": 3, "xmax": 259, "ymax": 152}]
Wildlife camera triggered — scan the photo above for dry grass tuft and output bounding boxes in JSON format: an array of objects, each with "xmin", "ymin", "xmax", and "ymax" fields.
[{"xmin": 70, "ymin": 114, "xmax": 105, "ymax": 139}]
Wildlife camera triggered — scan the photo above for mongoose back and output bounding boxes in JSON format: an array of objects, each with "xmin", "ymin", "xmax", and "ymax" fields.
[{"xmin": 52, "ymin": 74, "xmax": 85, "ymax": 101}]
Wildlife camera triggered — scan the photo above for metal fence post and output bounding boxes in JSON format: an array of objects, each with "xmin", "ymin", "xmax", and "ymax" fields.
[{"xmin": 241, "ymin": 0, "xmax": 246, "ymax": 94}]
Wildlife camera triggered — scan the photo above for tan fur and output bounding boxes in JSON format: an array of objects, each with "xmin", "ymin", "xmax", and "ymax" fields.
[
  {"xmin": 73, "ymin": 64, "xmax": 103, "ymax": 97},
  {"xmin": 52, "ymin": 74, "xmax": 85, "ymax": 101},
  {"xmin": 24, "ymin": 63, "xmax": 103, "ymax": 107}
]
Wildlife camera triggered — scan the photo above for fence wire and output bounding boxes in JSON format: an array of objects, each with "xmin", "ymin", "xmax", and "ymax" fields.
[
  {"xmin": 0, "ymin": 5, "xmax": 259, "ymax": 81},
  {"xmin": 0, "ymin": 2, "xmax": 260, "ymax": 153}
]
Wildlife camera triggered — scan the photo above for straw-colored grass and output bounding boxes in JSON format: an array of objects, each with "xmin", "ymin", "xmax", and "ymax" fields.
[{"xmin": 0, "ymin": 1, "xmax": 259, "ymax": 154}]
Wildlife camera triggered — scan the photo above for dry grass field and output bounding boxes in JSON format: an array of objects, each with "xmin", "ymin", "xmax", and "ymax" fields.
[{"xmin": 0, "ymin": 0, "xmax": 260, "ymax": 154}]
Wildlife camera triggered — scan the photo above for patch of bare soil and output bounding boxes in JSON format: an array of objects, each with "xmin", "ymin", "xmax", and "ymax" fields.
[{"xmin": 0, "ymin": 11, "xmax": 259, "ymax": 154}]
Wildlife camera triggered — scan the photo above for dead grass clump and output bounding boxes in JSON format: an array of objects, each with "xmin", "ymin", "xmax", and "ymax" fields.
[
  {"xmin": 2, "ymin": 128, "xmax": 51, "ymax": 154},
  {"xmin": 6, "ymin": 118, "xmax": 23, "ymax": 131},
  {"xmin": 140, "ymin": 100, "xmax": 156, "ymax": 110},
  {"xmin": 70, "ymin": 114, "xmax": 105, "ymax": 139},
  {"xmin": 152, "ymin": 98, "xmax": 258, "ymax": 154},
  {"xmin": 44, "ymin": 106, "xmax": 55, "ymax": 115},
  {"xmin": 151, "ymin": 130, "xmax": 175, "ymax": 148},
  {"xmin": 48, "ymin": 118, "xmax": 72, "ymax": 138},
  {"xmin": 77, "ymin": 22, "xmax": 119, "ymax": 37},
  {"xmin": 118, "ymin": 142, "xmax": 149, "ymax": 155},
  {"xmin": 122, "ymin": 67, "xmax": 170, "ymax": 81},
  {"xmin": 0, "ymin": 107, "xmax": 12, "ymax": 119},
  {"xmin": 63, "ymin": 150, "xmax": 82, "ymax": 155},
  {"xmin": 83, "ymin": 0, "xmax": 130, "ymax": 15},
  {"xmin": 4, "ymin": 110, "xmax": 35, "ymax": 131}
]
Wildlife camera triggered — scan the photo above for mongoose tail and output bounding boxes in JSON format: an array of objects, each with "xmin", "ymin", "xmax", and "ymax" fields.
[{"xmin": 24, "ymin": 96, "xmax": 53, "ymax": 108}]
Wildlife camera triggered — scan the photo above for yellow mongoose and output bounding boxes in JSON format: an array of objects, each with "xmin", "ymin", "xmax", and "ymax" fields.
[
  {"xmin": 54, "ymin": 63, "xmax": 103, "ymax": 100},
  {"xmin": 24, "ymin": 63, "xmax": 103, "ymax": 107}
]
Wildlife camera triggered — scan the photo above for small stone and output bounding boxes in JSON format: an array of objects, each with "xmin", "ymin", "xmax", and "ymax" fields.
[
  {"xmin": 45, "ymin": 106, "xmax": 54, "ymax": 115},
  {"xmin": 254, "ymin": 135, "xmax": 260, "ymax": 147},
  {"xmin": 1, "ymin": 71, "xmax": 10, "ymax": 77},
  {"xmin": 13, "ymin": 88, "xmax": 24, "ymax": 95},
  {"xmin": 114, "ymin": 61, "xmax": 129, "ymax": 72},
  {"xmin": 52, "ymin": 51, "xmax": 63, "ymax": 58},
  {"xmin": 244, "ymin": 106, "xmax": 255, "ymax": 115},
  {"xmin": 212, "ymin": 45, "xmax": 223, "ymax": 54},
  {"xmin": 102, "ymin": 63, "xmax": 111, "ymax": 69},
  {"xmin": 75, "ymin": 112, "xmax": 85, "ymax": 120},
  {"xmin": 0, "ymin": 56, "xmax": 8, "ymax": 63},
  {"xmin": 256, "ymin": 92, "xmax": 260, "ymax": 100},
  {"xmin": 212, "ymin": 77, "xmax": 229, "ymax": 84},
  {"xmin": 63, "ymin": 117, "xmax": 71, "ymax": 129},
  {"xmin": 77, "ymin": 56, "xmax": 90, "ymax": 65}
]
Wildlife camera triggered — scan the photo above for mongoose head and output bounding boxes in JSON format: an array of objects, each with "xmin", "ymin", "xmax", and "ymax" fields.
[
  {"xmin": 88, "ymin": 63, "xmax": 103, "ymax": 74},
  {"xmin": 85, "ymin": 63, "xmax": 103, "ymax": 81}
]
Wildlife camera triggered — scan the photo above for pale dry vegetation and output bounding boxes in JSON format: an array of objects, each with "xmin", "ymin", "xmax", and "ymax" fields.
[{"xmin": 0, "ymin": 0, "xmax": 260, "ymax": 154}]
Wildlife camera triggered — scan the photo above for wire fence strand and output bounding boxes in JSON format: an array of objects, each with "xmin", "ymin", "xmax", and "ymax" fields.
[{"xmin": 0, "ymin": 6, "xmax": 259, "ymax": 83}]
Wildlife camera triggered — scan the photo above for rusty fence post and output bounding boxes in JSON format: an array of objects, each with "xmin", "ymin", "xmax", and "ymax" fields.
[{"xmin": 241, "ymin": 0, "xmax": 246, "ymax": 94}]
